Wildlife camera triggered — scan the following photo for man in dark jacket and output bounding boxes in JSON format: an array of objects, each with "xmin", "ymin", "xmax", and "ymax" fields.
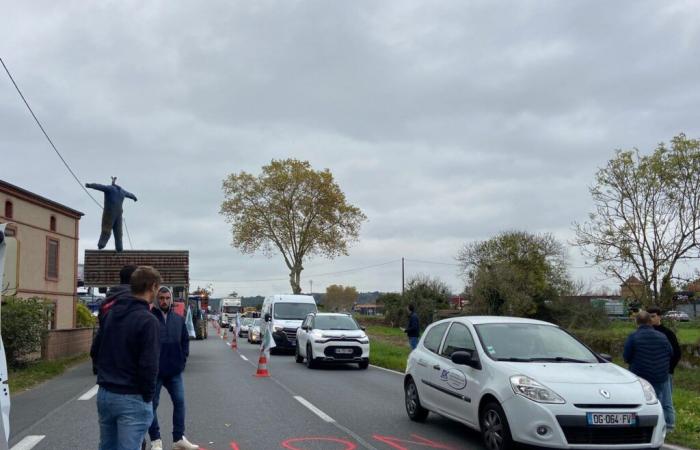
[
  {"xmin": 403, "ymin": 304, "xmax": 420, "ymax": 350},
  {"xmin": 148, "ymin": 287, "xmax": 197, "ymax": 450},
  {"xmin": 623, "ymin": 310, "xmax": 674, "ymax": 430},
  {"xmin": 94, "ymin": 266, "xmax": 161, "ymax": 450},
  {"xmin": 648, "ymin": 306, "xmax": 680, "ymax": 430},
  {"xmin": 91, "ymin": 265, "xmax": 137, "ymax": 374}
]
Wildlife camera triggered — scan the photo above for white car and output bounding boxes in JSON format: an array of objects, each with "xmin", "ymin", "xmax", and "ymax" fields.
[
  {"xmin": 248, "ymin": 318, "xmax": 262, "ymax": 344},
  {"xmin": 237, "ymin": 318, "xmax": 254, "ymax": 338},
  {"xmin": 404, "ymin": 316, "xmax": 665, "ymax": 450},
  {"xmin": 296, "ymin": 313, "xmax": 370, "ymax": 369}
]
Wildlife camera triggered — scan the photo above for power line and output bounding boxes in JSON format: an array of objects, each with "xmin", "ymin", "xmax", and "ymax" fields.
[
  {"xmin": 1, "ymin": 57, "xmax": 103, "ymax": 209},
  {"xmin": 123, "ymin": 217, "xmax": 134, "ymax": 250},
  {"xmin": 191, "ymin": 259, "xmax": 401, "ymax": 284},
  {"xmin": 405, "ymin": 258, "xmax": 461, "ymax": 267},
  {"xmin": 1, "ymin": 57, "xmax": 134, "ymax": 250}
]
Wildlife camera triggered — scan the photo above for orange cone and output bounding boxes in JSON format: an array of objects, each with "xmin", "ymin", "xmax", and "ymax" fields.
[
  {"xmin": 223, "ymin": 327, "xmax": 228, "ymax": 339},
  {"xmin": 254, "ymin": 351, "xmax": 270, "ymax": 377},
  {"xmin": 231, "ymin": 334, "xmax": 238, "ymax": 351},
  {"xmin": 216, "ymin": 323, "xmax": 220, "ymax": 336}
]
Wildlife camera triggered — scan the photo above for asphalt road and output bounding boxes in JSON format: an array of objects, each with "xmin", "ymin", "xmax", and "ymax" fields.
[{"xmin": 8, "ymin": 324, "xmax": 680, "ymax": 450}]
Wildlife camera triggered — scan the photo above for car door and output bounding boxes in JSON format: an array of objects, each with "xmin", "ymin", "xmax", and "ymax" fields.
[
  {"xmin": 297, "ymin": 314, "xmax": 313, "ymax": 357},
  {"xmin": 431, "ymin": 322, "xmax": 480, "ymax": 425},
  {"xmin": 414, "ymin": 322, "xmax": 450, "ymax": 409}
]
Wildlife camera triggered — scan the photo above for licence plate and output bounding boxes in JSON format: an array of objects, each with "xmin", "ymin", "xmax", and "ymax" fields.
[
  {"xmin": 335, "ymin": 348, "xmax": 353, "ymax": 354},
  {"xmin": 586, "ymin": 413, "xmax": 637, "ymax": 426}
]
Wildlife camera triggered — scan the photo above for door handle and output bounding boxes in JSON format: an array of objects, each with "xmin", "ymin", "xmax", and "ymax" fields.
[{"xmin": 433, "ymin": 365, "xmax": 441, "ymax": 370}]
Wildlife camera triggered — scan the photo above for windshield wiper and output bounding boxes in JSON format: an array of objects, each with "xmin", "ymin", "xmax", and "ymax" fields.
[
  {"xmin": 495, "ymin": 357, "xmax": 532, "ymax": 362},
  {"xmin": 528, "ymin": 357, "xmax": 590, "ymax": 363}
]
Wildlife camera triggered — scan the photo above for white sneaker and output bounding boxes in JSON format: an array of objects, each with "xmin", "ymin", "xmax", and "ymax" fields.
[
  {"xmin": 172, "ymin": 436, "xmax": 199, "ymax": 450},
  {"xmin": 151, "ymin": 439, "xmax": 163, "ymax": 450}
]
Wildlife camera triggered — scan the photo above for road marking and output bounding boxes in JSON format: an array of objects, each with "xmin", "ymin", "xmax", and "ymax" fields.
[
  {"xmin": 370, "ymin": 364, "xmax": 404, "ymax": 376},
  {"xmin": 240, "ymin": 355, "xmax": 249, "ymax": 361},
  {"xmin": 11, "ymin": 435, "xmax": 45, "ymax": 450},
  {"xmin": 78, "ymin": 384, "xmax": 99, "ymax": 400},
  {"xmin": 294, "ymin": 396, "xmax": 335, "ymax": 423}
]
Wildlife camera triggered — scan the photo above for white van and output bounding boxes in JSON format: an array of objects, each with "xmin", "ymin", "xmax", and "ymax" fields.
[{"xmin": 261, "ymin": 294, "xmax": 317, "ymax": 350}]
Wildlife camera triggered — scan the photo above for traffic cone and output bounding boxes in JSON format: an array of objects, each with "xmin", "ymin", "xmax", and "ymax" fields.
[
  {"xmin": 216, "ymin": 323, "xmax": 220, "ymax": 336},
  {"xmin": 231, "ymin": 334, "xmax": 238, "ymax": 351},
  {"xmin": 254, "ymin": 350, "xmax": 270, "ymax": 377},
  {"xmin": 223, "ymin": 327, "xmax": 228, "ymax": 339}
]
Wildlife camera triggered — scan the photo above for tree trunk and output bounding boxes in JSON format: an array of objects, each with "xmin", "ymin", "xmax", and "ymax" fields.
[{"xmin": 289, "ymin": 265, "xmax": 302, "ymax": 294}]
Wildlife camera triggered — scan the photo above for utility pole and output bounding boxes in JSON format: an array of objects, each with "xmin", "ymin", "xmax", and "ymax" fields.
[{"xmin": 401, "ymin": 258, "xmax": 405, "ymax": 296}]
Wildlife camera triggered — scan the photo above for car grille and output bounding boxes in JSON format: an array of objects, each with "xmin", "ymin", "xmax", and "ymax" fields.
[
  {"xmin": 574, "ymin": 404, "xmax": 641, "ymax": 409},
  {"xmin": 283, "ymin": 328, "xmax": 297, "ymax": 341},
  {"xmin": 559, "ymin": 426, "xmax": 653, "ymax": 445},
  {"xmin": 324, "ymin": 346, "xmax": 362, "ymax": 359}
]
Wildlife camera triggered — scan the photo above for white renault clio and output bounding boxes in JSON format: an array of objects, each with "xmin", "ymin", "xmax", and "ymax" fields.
[{"xmin": 404, "ymin": 316, "xmax": 665, "ymax": 450}]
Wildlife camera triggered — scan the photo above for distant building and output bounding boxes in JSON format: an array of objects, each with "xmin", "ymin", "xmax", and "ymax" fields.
[
  {"xmin": 0, "ymin": 179, "xmax": 83, "ymax": 329},
  {"xmin": 620, "ymin": 276, "xmax": 647, "ymax": 302}
]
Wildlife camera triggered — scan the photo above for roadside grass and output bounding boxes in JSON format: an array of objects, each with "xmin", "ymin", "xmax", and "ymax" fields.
[
  {"xmin": 369, "ymin": 339, "xmax": 410, "ymax": 373},
  {"xmin": 9, "ymin": 353, "xmax": 89, "ymax": 393},
  {"xmin": 602, "ymin": 321, "xmax": 699, "ymax": 344},
  {"xmin": 672, "ymin": 387, "xmax": 700, "ymax": 449}
]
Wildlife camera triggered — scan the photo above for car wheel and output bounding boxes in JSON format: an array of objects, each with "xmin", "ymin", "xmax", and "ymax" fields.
[
  {"xmin": 295, "ymin": 345, "xmax": 304, "ymax": 363},
  {"xmin": 480, "ymin": 402, "xmax": 514, "ymax": 450},
  {"xmin": 306, "ymin": 344, "xmax": 317, "ymax": 369},
  {"xmin": 404, "ymin": 377, "xmax": 429, "ymax": 422},
  {"xmin": 358, "ymin": 360, "xmax": 369, "ymax": 370}
]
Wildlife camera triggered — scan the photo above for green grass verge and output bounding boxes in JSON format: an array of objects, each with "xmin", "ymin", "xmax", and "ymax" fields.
[
  {"xmin": 366, "ymin": 325, "xmax": 406, "ymax": 338},
  {"xmin": 9, "ymin": 353, "xmax": 90, "ymax": 393},
  {"xmin": 369, "ymin": 340, "xmax": 410, "ymax": 373},
  {"xmin": 671, "ymin": 387, "xmax": 700, "ymax": 449}
]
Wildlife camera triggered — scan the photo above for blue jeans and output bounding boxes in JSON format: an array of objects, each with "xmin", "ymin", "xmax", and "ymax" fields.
[
  {"xmin": 97, "ymin": 387, "xmax": 153, "ymax": 450},
  {"xmin": 651, "ymin": 378, "xmax": 675, "ymax": 429},
  {"xmin": 408, "ymin": 337, "xmax": 419, "ymax": 350},
  {"xmin": 148, "ymin": 373, "xmax": 186, "ymax": 442}
]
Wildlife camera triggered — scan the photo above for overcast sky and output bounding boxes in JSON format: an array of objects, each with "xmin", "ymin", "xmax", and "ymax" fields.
[{"xmin": 2, "ymin": 1, "xmax": 700, "ymax": 297}]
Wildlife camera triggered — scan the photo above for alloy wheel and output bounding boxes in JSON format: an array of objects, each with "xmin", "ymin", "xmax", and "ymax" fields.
[{"xmin": 483, "ymin": 409, "xmax": 504, "ymax": 450}]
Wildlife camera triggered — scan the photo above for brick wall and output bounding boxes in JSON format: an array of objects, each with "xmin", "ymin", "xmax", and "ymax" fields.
[{"xmin": 42, "ymin": 327, "xmax": 94, "ymax": 361}]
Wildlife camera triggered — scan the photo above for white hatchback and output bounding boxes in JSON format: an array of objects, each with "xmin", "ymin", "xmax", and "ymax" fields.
[{"xmin": 404, "ymin": 316, "xmax": 666, "ymax": 450}]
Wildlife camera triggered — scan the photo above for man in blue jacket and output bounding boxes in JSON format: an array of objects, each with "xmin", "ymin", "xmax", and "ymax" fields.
[
  {"xmin": 94, "ymin": 266, "xmax": 161, "ymax": 450},
  {"xmin": 403, "ymin": 304, "xmax": 420, "ymax": 350},
  {"xmin": 148, "ymin": 287, "xmax": 198, "ymax": 450},
  {"xmin": 623, "ymin": 310, "xmax": 674, "ymax": 430}
]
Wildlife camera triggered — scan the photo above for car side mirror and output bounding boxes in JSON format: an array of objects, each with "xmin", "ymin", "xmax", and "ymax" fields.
[
  {"xmin": 599, "ymin": 353, "xmax": 613, "ymax": 362},
  {"xmin": 360, "ymin": 326, "xmax": 366, "ymax": 331},
  {"xmin": 264, "ymin": 313, "xmax": 271, "ymax": 322},
  {"xmin": 451, "ymin": 350, "xmax": 481, "ymax": 370}
]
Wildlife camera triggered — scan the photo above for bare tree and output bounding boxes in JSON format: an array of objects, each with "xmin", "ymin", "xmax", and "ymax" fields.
[{"xmin": 574, "ymin": 134, "xmax": 700, "ymax": 307}]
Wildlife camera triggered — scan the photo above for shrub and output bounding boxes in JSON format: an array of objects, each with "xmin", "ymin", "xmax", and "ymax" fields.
[
  {"xmin": 76, "ymin": 303, "xmax": 96, "ymax": 328},
  {"xmin": 1, "ymin": 297, "xmax": 49, "ymax": 368}
]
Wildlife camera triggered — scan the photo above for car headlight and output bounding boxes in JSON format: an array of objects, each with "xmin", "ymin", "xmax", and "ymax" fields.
[
  {"xmin": 510, "ymin": 375, "xmax": 565, "ymax": 404},
  {"xmin": 639, "ymin": 378, "xmax": 658, "ymax": 404},
  {"xmin": 359, "ymin": 337, "xmax": 369, "ymax": 344}
]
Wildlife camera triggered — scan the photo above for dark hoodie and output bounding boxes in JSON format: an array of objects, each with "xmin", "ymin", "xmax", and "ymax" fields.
[
  {"xmin": 93, "ymin": 295, "xmax": 160, "ymax": 402},
  {"xmin": 153, "ymin": 287, "xmax": 190, "ymax": 378},
  {"xmin": 91, "ymin": 284, "xmax": 134, "ymax": 374}
]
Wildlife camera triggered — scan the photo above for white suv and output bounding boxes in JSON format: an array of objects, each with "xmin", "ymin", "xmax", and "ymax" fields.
[
  {"xmin": 404, "ymin": 316, "xmax": 665, "ymax": 450},
  {"xmin": 296, "ymin": 313, "xmax": 370, "ymax": 369}
]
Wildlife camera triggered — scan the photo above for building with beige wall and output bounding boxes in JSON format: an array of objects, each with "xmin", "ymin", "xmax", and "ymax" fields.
[{"xmin": 0, "ymin": 179, "xmax": 83, "ymax": 329}]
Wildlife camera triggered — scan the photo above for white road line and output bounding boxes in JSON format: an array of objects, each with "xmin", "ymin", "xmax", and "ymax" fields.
[
  {"xmin": 294, "ymin": 396, "xmax": 335, "ymax": 423},
  {"xmin": 78, "ymin": 384, "xmax": 99, "ymax": 400},
  {"xmin": 10, "ymin": 435, "xmax": 45, "ymax": 450},
  {"xmin": 370, "ymin": 364, "xmax": 404, "ymax": 376},
  {"xmin": 240, "ymin": 355, "xmax": 248, "ymax": 361}
]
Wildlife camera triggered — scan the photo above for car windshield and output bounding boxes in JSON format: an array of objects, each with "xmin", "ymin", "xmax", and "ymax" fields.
[
  {"xmin": 252, "ymin": 318, "xmax": 262, "ymax": 326},
  {"xmin": 274, "ymin": 303, "xmax": 316, "ymax": 320},
  {"xmin": 314, "ymin": 315, "xmax": 359, "ymax": 330},
  {"xmin": 475, "ymin": 323, "xmax": 598, "ymax": 363},
  {"xmin": 222, "ymin": 306, "xmax": 239, "ymax": 313},
  {"xmin": 242, "ymin": 318, "xmax": 254, "ymax": 325}
]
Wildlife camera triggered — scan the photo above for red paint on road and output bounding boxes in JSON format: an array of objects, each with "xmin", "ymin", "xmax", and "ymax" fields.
[
  {"xmin": 281, "ymin": 436, "xmax": 357, "ymax": 450},
  {"xmin": 230, "ymin": 441, "xmax": 240, "ymax": 450}
]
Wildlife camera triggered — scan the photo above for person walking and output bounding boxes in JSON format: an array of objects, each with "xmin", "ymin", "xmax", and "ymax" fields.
[
  {"xmin": 148, "ymin": 287, "xmax": 198, "ymax": 450},
  {"xmin": 623, "ymin": 310, "xmax": 674, "ymax": 431},
  {"xmin": 94, "ymin": 266, "xmax": 161, "ymax": 450},
  {"xmin": 403, "ymin": 304, "xmax": 420, "ymax": 350},
  {"xmin": 647, "ymin": 306, "xmax": 681, "ymax": 431}
]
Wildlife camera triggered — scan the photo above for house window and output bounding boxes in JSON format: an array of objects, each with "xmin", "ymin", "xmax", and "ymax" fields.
[
  {"xmin": 4, "ymin": 200, "xmax": 12, "ymax": 219},
  {"xmin": 46, "ymin": 237, "xmax": 59, "ymax": 280},
  {"xmin": 50, "ymin": 216, "xmax": 57, "ymax": 232}
]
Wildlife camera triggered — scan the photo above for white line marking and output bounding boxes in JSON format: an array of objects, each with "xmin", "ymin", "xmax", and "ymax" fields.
[
  {"xmin": 370, "ymin": 364, "xmax": 404, "ymax": 376},
  {"xmin": 294, "ymin": 396, "xmax": 335, "ymax": 423},
  {"xmin": 240, "ymin": 355, "xmax": 249, "ymax": 361},
  {"xmin": 78, "ymin": 384, "xmax": 99, "ymax": 400},
  {"xmin": 11, "ymin": 435, "xmax": 45, "ymax": 450}
]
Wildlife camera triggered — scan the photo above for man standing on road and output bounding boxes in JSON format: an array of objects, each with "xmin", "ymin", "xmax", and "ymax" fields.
[
  {"xmin": 91, "ymin": 265, "xmax": 138, "ymax": 374},
  {"xmin": 94, "ymin": 266, "xmax": 161, "ymax": 450},
  {"xmin": 623, "ymin": 310, "xmax": 674, "ymax": 431},
  {"xmin": 648, "ymin": 306, "xmax": 681, "ymax": 431},
  {"xmin": 403, "ymin": 304, "xmax": 420, "ymax": 350},
  {"xmin": 148, "ymin": 287, "xmax": 198, "ymax": 450}
]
